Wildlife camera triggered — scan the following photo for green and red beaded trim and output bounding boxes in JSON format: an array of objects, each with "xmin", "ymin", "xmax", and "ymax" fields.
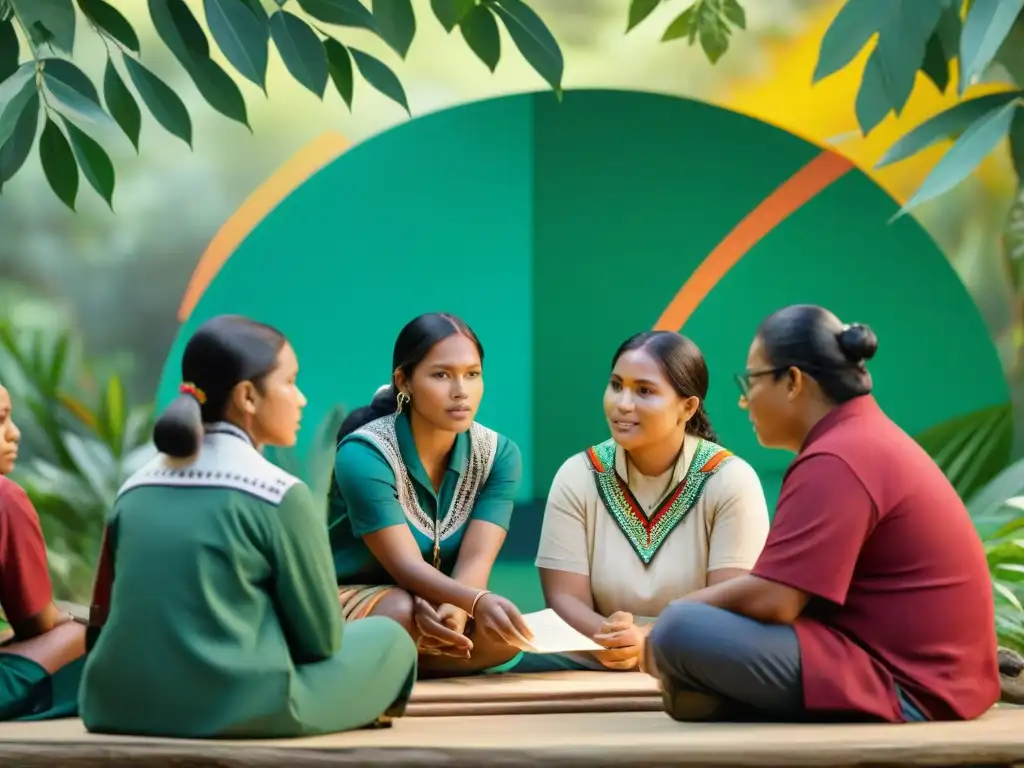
[{"xmin": 584, "ymin": 438, "xmax": 733, "ymax": 566}]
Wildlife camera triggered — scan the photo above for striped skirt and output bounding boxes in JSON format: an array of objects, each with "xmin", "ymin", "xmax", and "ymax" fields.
[{"xmin": 337, "ymin": 585, "xmax": 396, "ymax": 621}]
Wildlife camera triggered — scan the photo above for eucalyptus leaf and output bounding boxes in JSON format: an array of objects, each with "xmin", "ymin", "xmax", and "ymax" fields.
[
  {"xmin": 77, "ymin": 0, "xmax": 140, "ymax": 53},
  {"xmin": 270, "ymin": 10, "xmax": 328, "ymax": 97},
  {"xmin": 873, "ymin": 1, "xmax": 943, "ymax": 116},
  {"xmin": 855, "ymin": 48, "xmax": 893, "ymax": 135},
  {"xmin": 0, "ymin": 89, "xmax": 38, "ymax": 190},
  {"xmin": 897, "ymin": 99, "xmax": 1020, "ymax": 215},
  {"xmin": 813, "ymin": 0, "xmax": 890, "ymax": 83},
  {"xmin": 43, "ymin": 65, "xmax": 113, "ymax": 128},
  {"xmin": 350, "ymin": 46, "xmax": 408, "ymax": 113},
  {"xmin": 878, "ymin": 90, "xmax": 1023, "ymax": 168},
  {"xmin": 149, "ymin": 0, "xmax": 209, "ymax": 60},
  {"xmin": 626, "ymin": 0, "xmax": 659, "ymax": 32},
  {"xmin": 11, "ymin": 0, "xmax": 75, "ymax": 53},
  {"xmin": 188, "ymin": 56, "xmax": 250, "ymax": 128},
  {"xmin": 39, "ymin": 116, "xmax": 78, "ymax": 210},
  {"xmin": 204, "ymin": 0, "xmax": 270, "ymax": 91},
  {"xmin": 459, "ymin": 3, "xmax": 500, "ymax": 72},
  {"xmin": 921, "ymin": 31, "xmax": 950, "ymax": 93},
  {"xmin": 323, "ymin": 37, "xmax": 353, "ymax": 108},
  {"xmin": 960, "ymin": 0, "xmax": 1024, "ymax": 94},
  {"xmin": 43, "ymin": 58, "xmax": 100, "ymax": 102},
  {"xmin": 489, "ymin": 0, "xmax": 563, "ymax": 95},
  {"xmin": 0, "ymin": 70, "xmax": 36, "ymax": 150},
  {"xmin": 430, "ymin": 0, "xmax": 473, "ymax": 32},
  {"xmin": 102, "ymin": 57, "xmax": 140, "ymax": 149},
  {"xmin": 373, "ymin": 0, "xmax": 416, "ymax": 58},
  {"xmin": 62, "ymin": 117, "xmax": 114, "ymax": 207},
  {"xmin": 123, "ymin": 55, "xmax": 192, "ymax": 147},
  {"xmin": 0, "ymin": 18, "xmax": 17, "ymax": 83},
  {"xmin": 296, "ymin": 0, "xmax": 377, "ymax": 31}
]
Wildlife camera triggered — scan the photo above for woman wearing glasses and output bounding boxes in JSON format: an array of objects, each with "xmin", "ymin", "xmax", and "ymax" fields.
[
  {"xmin": 643, "ymin": 304, "xmax": 1000, "ymax": 724},
  {"xmin": 534, "ymin": 331, "xmax": 770, "ymax": 672}
]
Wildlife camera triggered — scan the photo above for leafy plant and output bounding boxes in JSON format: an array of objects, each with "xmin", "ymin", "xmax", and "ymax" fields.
[
  {"xmin": 0, "ymin": 320, "xmax": 154, "ymax": 601},
  {"xmin": 263, "ymin": 402, "xmax": 346, "ymax": 509},
  {"xmin": 0, "ymin": 0, "xmax": 564, "ymax": 209}
]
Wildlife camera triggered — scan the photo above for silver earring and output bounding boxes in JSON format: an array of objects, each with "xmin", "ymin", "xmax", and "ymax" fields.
[{"xmin": 396, "ymin": 391, "xmax": 410, "ymax": 414}]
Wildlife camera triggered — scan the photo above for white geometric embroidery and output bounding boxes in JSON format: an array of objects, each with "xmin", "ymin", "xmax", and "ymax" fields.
[{"xmin": 350, "ymin": 415, "xmax": 499, "ymax": 541}]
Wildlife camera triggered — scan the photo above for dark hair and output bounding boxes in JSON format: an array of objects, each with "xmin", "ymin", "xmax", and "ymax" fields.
[
  {"xmin": 336, "ymin": 313, "xmax": 483, "ymax": 441},
  {"xmin": 756, "ymin": 304, "xmax": 878, "ymax": 404},
  {"xmin": 612, "ymin": 331, "xmax": 717, "ymax": 443},
  {"xmin": 153, "ymin": 315, "xmax": 288, "ymax": 458}
]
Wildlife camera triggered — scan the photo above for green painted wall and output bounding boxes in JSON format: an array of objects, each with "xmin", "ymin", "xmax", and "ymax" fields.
[{"xmin": 158, "ymin": 90, "xmax": 1008, "ymax": 588}]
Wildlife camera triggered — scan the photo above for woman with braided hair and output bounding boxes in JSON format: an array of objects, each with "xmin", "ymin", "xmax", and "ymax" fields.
[{"xmin": 535, "ymin": 331, "xmax": 769, "ymax": 672}]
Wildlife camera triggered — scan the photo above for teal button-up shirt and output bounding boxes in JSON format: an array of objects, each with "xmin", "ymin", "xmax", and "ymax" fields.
[{"xmin": 328, "ymin": 411, "xmax": 522, "ymax": 585}]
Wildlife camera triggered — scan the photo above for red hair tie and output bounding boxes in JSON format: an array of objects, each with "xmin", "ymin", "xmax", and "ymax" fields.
[{"xmin": 179, "ymin": 382, "xmax": 207, "ymax": 405}]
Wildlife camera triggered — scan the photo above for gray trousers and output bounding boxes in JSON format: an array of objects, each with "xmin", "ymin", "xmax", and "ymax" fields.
[{"xmin": 648, "ymin": 602, "xmax": 926, "ymax": 722}]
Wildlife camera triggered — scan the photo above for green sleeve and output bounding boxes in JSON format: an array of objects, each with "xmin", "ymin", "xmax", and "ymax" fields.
[
  {"xmin": 469, "ymin": 435, "xmax": 522, "ymax": 530},
  {"xmin": 269, "ymin": 482, "xmax": 343, "ymax": 664},
  {"xmin": 332, "ymin": 438, "xmax": 408, "ymax": 537}
]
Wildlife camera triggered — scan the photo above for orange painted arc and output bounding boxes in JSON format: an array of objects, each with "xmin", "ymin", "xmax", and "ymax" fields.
[
  {"xmin": 177, "ymin": 132, "xmax": 351, "ymax": 322},
  {"xmin": 653, "ymin": 150, "xmax": 855, "ymax": 332}
]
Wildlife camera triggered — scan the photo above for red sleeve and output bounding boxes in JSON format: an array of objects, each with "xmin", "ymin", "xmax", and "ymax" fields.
[
  {"xmin": 752, "ymin": 453, "xmax": 875, "ymax": 606},
  {"xmin": 0, "ymin": 480, "xmax": 54, "ymax": 624},
  {"xmin": 88, "ymin": 524, "xmax": 116, "ymax": 643}
]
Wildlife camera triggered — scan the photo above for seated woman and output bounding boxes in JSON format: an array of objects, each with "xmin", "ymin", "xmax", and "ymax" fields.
[
  {"xmin": 535, "ymin": 331, "xmax": 769, "ymax": 671},
  {"xmin": 329, "ymin": 312, "xmax": 534, "ymax": 677},
  {"xmin": 0, "ymin": 383, "xmax": 85, "ymax": 721},
  {"xmin": 79, "ymin": 315, "xmax": 417, "ymax": 738},
  {"xmin": 643, "ymin": 305, "xmax": 1000, "ymax": 723}
]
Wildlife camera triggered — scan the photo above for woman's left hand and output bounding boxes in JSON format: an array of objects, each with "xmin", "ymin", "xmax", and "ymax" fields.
[
  {"xmin": 593, "ymin": 612, "xmax": 651, "ymax": 671},
  {"xmin": 436, "ymin": 603, "xmax": 469, "ymax": 635}
]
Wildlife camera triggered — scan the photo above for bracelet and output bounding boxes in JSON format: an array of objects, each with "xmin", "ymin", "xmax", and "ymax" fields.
[{"xmin": 468, "ymin": 589, "xmax": 491, "ymax": 619}]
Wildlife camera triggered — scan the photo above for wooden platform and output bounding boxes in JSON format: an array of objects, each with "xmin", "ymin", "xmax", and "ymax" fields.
[{"xmin": 0, "ymin": 673, "xmax": 1021, "ymax": 767}]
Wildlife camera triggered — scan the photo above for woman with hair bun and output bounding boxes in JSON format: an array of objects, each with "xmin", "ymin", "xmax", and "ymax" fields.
[
  {"xmin": 79, "ymin": 315, "xmax": 416, "ymax": 738},
  {"xmin": 535, "ymin": 331, "xmax": 770, "ymax": 672},
  {"xmin": 329, "ymin": 312, "xmax": 535, "ymax": 677},
  {"xmin": 644, "ymin": 305, "xmax": 1000, "ymax": 725}
]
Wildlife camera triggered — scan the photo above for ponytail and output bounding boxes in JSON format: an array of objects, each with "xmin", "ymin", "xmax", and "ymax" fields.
[
  {"xmin": 153, "ymin": 387, "xmax": 204, "ymax": 458},
  {"xmin": 688, "ymin": 402, "xmax": 717, "ymax": 443},
  {"xmin": 336, "ymin": 384, "xmax": 399, "ymax": 443}
]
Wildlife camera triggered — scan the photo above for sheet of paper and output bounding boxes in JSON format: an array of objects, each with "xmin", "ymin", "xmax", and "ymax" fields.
[{"xmin": 520, "ymin": 608, "xmax": 604, "ymax": 654}]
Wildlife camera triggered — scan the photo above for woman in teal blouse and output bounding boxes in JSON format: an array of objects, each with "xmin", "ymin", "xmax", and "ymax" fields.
[{"xmin": 329, "ymin": 312, "xmax": 534, "ymax": 676}]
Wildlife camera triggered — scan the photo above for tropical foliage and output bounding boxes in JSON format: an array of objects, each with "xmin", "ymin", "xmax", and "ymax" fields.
[
  {"xmin": 0, "ymin": 319, "xmax": 155, "ymax": 601},
  {"xmin": 263, "ymin": 402, "xmax": 346, "ymax": 511}
]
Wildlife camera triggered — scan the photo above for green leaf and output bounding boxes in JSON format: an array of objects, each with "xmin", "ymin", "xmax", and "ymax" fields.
[
  {"xmin": 350, "ymin": 46, "xmax": 408, "ymax": 113},
  {"xmin": 39, "ymin": 116, "xmax": 78, "ymax": 210},
  {"xmin": 662, "ymin": 5, "xmax": 696, "ymax": 43},
  {"xmin": 123, "ymin": 55, "xmax": 192, "ymax": 146},
  {"xmin": 921, "ymin": 31, "xmax": 950, "ymax": 93},
  {"xmin": 960, "ymin": 0, "xmax": 1024, "ymax": 94},
  {"xmin": 270, "ymin": 11, "xmax": 328, "ymax": 97},
  {"xmin": 42, "ymin": 62, "xmax": 115, "ymax": 128},
  {"xmin": 12, "ymin": 0, "xmax": 75, "ymax": 53},
  {"xmin": 897, "ymin": 99, "xmax": 1019, "ymax": 214},
  {"xmin": 61, "ymin": 117, "xmax": 114, "ymax": 207},
  {"xmin": 430, "ymin": 0, "xmax": 473, "ymax": 32},
  {"xmin": 813, "ymin": 0, "xmax": 890, "ymax": 83},
  {"xmin": 102, "ymin": 374, "xmax": 125, "ymax": 448},
  {"xmin": 459, "ymin": 3, "xmax": 500, "ymax": 72},
  {"xmin": 855, "ymin": 48, "xmax": 893, "ymax": 135},
  {"xmin": 323, "ymin": 37, "xmax": 353, "ymax": 108},
  {"xmin": 204, "ymin": 0, "xmax": 269, "ymax": 91},
  {"xmin": 149, "ymin": 0, "xmax": 209, "ymax": 60},
  {"xmin": 490, "ymin": 0, "xmax": 563, "ymax": 94},
  {"xmin": 722, "ymin": 0, "xmax": 745, "ymax": 30},
  {"xmin": 626, "ymin": 0, "xmax": 659, "ymax": 32},
  {"xmin": 0, "ymin": 0, "xmax": 10, "ymax": 21},
  {"xmin": 77, "ymin": 0, "xmax": 140, "ymax": 53},
  {"xmin": 877, "ymin": 90, "xmax": 1022, "ymax": 168},
  {"xmin": 102, "ymin": 57, "xmax": 140, "ymax": 149},
  {"xmin": 0, "ymin": 89, "xmax": 38, "ymax": 190},
  {"xmin": 695, "ymin": 1, "xmax": 729, "ymax": 64},
  {"xmin": 914, "ymin": 403, "xmax": 1014, "ymax": 504},
  {"xmin": 872, "ymin": 2, "xmax": 944, "ymax": 118},
  {"xmin": 0, "ymin": 65, "xmax": 36, "ymax": 150},
  {"xmin": 149, "ymin": 0, "xmax": 248, "ymax": 129},
  {"xmin": 296, "ymin": 0, "xmax": 377, "ymax": 31},
  {"xmin": 0, "ymin": 18, "xmax": 18, "ymax": 82},
  {"xmin": 1011, "ymin": 107, "xmax": 1024, "ymax": 179},
  {"xmin": 373, "ymin": 0, "xmax": 416, "ymax": 58}
]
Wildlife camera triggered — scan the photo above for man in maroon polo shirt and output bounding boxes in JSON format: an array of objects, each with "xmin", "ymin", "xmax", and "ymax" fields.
[{"xmin": 642, "ymin": 306, "xmax": 1000, "ymax": 723}]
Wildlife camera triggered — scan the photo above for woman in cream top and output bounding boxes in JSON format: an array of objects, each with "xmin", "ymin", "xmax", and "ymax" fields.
[{"xmin": 535, "ymin": 331, "xmax": 769, "ymax": 671}]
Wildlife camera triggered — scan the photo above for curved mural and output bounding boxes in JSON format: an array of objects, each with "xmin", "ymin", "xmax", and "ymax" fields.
[{"xmin": 158, "ymin": 89, "xmax": 1008, "ymax": 519}]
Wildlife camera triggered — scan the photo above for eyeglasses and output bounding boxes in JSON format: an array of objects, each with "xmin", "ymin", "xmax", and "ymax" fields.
[{"xmin": 734, "ymin": 367, "xmax": 785, "ymax": 398}]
